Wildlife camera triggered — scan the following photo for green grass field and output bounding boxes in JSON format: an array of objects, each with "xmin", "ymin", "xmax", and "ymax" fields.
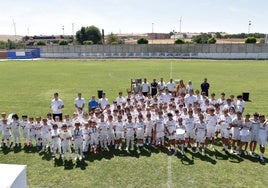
[{"xmin": 1, "ymin": 59, "xmax": 268, "ymax": 188}]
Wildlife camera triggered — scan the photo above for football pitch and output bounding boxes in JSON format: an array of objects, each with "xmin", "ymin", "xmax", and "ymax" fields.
[{"xmin": 0, "ymin": 59, "xmax": 268, "ymax": 187}]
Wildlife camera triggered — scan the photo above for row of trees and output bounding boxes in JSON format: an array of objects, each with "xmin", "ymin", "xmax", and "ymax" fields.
[{"xmin": 0, "ymin": 25, "xmax": 266, "ymax": 49}]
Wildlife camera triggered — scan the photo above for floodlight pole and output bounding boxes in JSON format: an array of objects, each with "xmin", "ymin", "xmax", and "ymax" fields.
[
  {"xmin": 248, "ymin": 20, "xmax": 251, "ymax": 34},
  {"xmin": 62, "ymin": 25, "xmax": 65, "ymax": 36},
  {"xmin": 152, "ymin": 22, "xmax": 154, "ymax": 44}
]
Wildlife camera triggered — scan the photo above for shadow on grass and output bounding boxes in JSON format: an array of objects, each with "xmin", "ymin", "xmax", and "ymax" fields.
[
  {"xmin": 179, "ymin": 154, "xmax": 194, "ymax": 165},
  {"xmin": 23, "ymin": 146, "xmax": 37, "ymax": 154},
  {"xmin": 75, "ymin": 159, "xmax": 88, "ymax": 170},
  {"xmin": 191, "ymin": 151, "xmax": 217, "ymax": 165}
]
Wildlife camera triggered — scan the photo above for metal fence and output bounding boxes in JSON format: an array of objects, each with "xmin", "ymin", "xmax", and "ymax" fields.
[{"xmin": 34, "ymin": 44, "xmax": 268, "ymax": 59}]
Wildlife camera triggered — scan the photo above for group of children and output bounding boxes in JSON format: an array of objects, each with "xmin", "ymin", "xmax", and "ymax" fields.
[{"xmin": 0, "ymin": 88, "xmax": 267, "ymax": 163}]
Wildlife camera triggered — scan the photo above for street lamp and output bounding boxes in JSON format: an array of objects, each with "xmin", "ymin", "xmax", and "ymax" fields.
[
  {"xmin": 152, "ymin": 22, "xmax": 154, "ymax": 44},
  {"xmin": 62, "ymin": 25, "xmax": 65, "ymax": 36},
  {"xmin": 248, "ymin": 20, "xmax": 251, "ymax": 34}
]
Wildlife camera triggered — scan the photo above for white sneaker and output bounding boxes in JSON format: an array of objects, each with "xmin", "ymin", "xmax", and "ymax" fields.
[
  {"xmin": 243, "ymin": 151, "xmax": 248, "ymax": 156},
  {"xmin": 230, "ymin": 149, "xmax": 234, "ymax": 154},
  {"xmin": 118, "ymin": 145, "xmax": 122, "ymax": 150},
  {"xmin": 125, "ymin": 147, "xmax": 129, "ymax": 151},
  {"xmin": 202, "ymin": 149, "xmax": 205, "ymax": 156},
  {"xmin": 115, "ymin": 144, "xmax": 118, "ymax": 149},
  {"xmin": 130, "ymin": 147, "xmax": 134, "ymax": 151},
  {"xmin": 211, "ymin": 145, "xmax": 215, "ymax": 151},
  {"xmin": 181, "ymin": 150, "xmax": 185, "ymax": 155},
  {"xmin": 79, "ymin": 156, "xmax": 82, "ymax": 161}
]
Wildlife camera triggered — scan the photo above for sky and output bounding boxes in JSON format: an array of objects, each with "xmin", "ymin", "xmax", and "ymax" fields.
[{"xmin": 1, "ymin": 0, "xmax": 268, "ymax": 36}]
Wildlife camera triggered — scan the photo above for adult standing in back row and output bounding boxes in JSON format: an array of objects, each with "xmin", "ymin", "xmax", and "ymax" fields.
[
  {"xmin": 51, "ymin": 92, "xmax": 64, "ymax": 121},
  {"xmin": 201, "ymin": 78, "xmax": 210, "ymax": 97}
]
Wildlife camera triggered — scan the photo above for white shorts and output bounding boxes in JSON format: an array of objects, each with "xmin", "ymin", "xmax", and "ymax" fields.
[
  {"xmin": 156, "ymin": 131, "xmax": 165, "ymax": 138},
  {"xmin": 206, "ymin": 127, "xmax": 216, "ymax": 138},
  {"xmin": 251, "ymin": 132, "xmax": 258, "ymax": 142},
  {"xmin": 144, "ymin": 129, "xmax": 153, "ymax": 137},
  {"xmin": 231, "ymin": 128, "xmax": 240, "ymax": 140},
  {"xmin": 185, "ymin": 130, "xmax": 195, "ymax": 139},
  {"xmin": 136, "ymin": 129, "xmax": 144, "ymax": 139},
  {"xmin": 115, "ymin": 132, "xmax": 124, "ymax": 139},
  {"xmin": 258, "ymin": 134, "xmax": 267, "ymax": 146},
  {"xmin": 196, "ymin": 132, "xmax": 206, "ymax": 143},
  {"xmin": 220, "ymin": 129, "xmax": 230, "ymax": 139},
  {"xmin": 167, "ymin": 134, "xmax": 175, "ymax": 140},
  {"xmin": 2, "ymin": 134, "xmax": 11, "ymax": 139}
]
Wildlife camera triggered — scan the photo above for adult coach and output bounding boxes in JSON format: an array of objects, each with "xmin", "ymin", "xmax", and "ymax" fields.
[
  {"xmin": 74, "ymin": 92, "xmax": 85, "ymax": 112},
  {"xmin": 50, "ymin": 92, "xmax": 64, "ymax": 120},
  {"xmin": 200, "ymin": 78, "xmax": 210, "ymax": 96}
]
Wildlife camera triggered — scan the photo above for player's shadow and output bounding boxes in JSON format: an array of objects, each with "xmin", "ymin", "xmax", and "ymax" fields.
[
  {"xmin": 75, "ymin": 159, "xmax": 88, "ymax": 170},
  {"xmin": 227, "ymin": 153, "xmax": 244, "ymax": 163},
  {"xmin": 23, "ymin": 146, "xmax": 37, "ymax": 154},
  {"xmin": 213, "ymin": 149, "xmax": 229, "ymax": 161},
  {"xmin": 1, "ymin": 146, "xmax": 12, "ymax": 155},
  {"xmin": 239, "ymin": 153, "xmax": 260, "ymax": 163},
  {"xmin": 192, "ymin": 151, "xmax": 217, "ymax": 165},
  {"xmin": 41, "ymin": 151, "xmax": 53, "ymax": 161},
  {"xmin": 178, "ymin": 153, "xmax": 194, "ymax": 165},
  {"xmin": 63, "ymin": 159, "xmax": 75, "ymax": 170},
  {"xmin": 13, "ymin": 145, "xmax": 22, "ymax": 153},
  {"xmin": 54, "ymin": 157, "xmax": 64, "ymax": 167},
  {"xmin": 86, "ymin": 149, "xmax": 114, "ymax": 162}
]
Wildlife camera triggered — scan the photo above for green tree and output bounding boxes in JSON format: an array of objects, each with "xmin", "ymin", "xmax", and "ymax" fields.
[
  {"xmin": 137, "ymin": 38, "xmax": 148, "ymax": 44},
  {"xmin": 174, "ymin": 38, "xmax": 185, "ymax": 44},
  {"xmin": 59, "ymin": 40, "xmax": 68, "ymax": 45},
  {"xmin": 0, "ymin": 41, "xmax": 8, "ymax": 49},
  {"xmin": 83, "ymin": 40, "xmax": 93, "ymax": 45},
  {"xmin": 36, "ymin": 41, "xmax": 46, "ymax": 46},
  {"xmin": 76, "ymin": 25, "xmax": 102, "ymax": 44},
  {"xmin": 106, "ymin": 33, "xmax": 119, "ymax": 44},
  {"xmin": 207, "ymin": 37, "xmax": 217, "ymax": 44},
  {"xmin": 245, "ymin": 37, "xmax": 257, "ymax": 43},
  {"xmin": 191, "ymin": 33, "xmax": 212, "ymax": 44}
]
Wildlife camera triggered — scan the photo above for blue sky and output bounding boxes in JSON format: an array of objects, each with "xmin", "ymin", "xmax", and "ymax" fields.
[{"xmin": 1, "ymin": 0, "xmax": 267, "ymax": 36}]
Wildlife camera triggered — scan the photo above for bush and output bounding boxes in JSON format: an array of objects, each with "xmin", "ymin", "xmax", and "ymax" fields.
[
  {"xmin": 245, "ymin": 37, "xmax": 257, "ymax": 43},
  {"xmin": 259, "ymin": 38, "xmax": 265, "ymax": 44},
  {"xmin": 137, "ymin": 38, "xmax": 148, "ymax": 44},
  {"xmin": 83, "ymin": 40, "xmax": 93, "ymax": 45},
  {"xmin": 36, "ymin": 41, "xmax": 46, "ymax": 46},
  {"xmin": 174, "ymin": 38, "xmax": 185, "ymax": 44},
  {"xmin": 207, "ymin": 37, "xmax": 217, "ymax": 44},
  {"xmin": 59, "ymin": 40, "xmax": 68, "ymax": 45}
]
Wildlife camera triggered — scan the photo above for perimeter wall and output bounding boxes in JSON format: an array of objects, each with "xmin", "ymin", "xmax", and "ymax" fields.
[{"xmin": 36, "ymin": 44, "xmax": 268, "ymax": 59}]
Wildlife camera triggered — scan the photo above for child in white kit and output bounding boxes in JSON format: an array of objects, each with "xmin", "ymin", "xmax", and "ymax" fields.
[
  {"xmin": 28, "ymin": 117, "xmax": 36, "ymax": 147},
  {"xmin": 20, "ymin": 115, "xmax": 30, "ymax": 145},
  {"xmin": 60, "ymin": 123, "xmax": 72, "ymax": 159},
  {"xmin": 125, "ymin": 115, "xmax": 135, "ymax": 151},
  {"xmin": 82, "ymin": 122, "xmax": 91, "ymax": 155},
  {"xmin": 107, "ymin": 115, "xmax": 115, "ymax": 147},
  {"xmin": 135, "ymin": 114, "xmax": 145, "ymax": 150},
  {"xmin": 90, "ymin": 120, "xmax": 99, "ymax": 154},
  {"xmin": 114, "ymin": 115, "xmax": 125, "ymax": 150},
  {"xmin": 144, "ymin": 113, "xmax": 154, "ymax": 147},
  {"xmin": 51, "ymin": 124, "xmax": 61, "ymax": 159},
  {"xmin": 11, "ymin": 114, "xmax": 21, "ymax": 147},
  {"xmin": 40, "ymin": 118, "xmax": 52, "ymax": 153},
  {"xmin": 195, "ymin": 114, "xmax": 207, "ymax": 155},
  {"xmin": 98, "ymin": 113, "xmax": 108, "ymax": 150},
  {"xmin": 73, "ymin": 122, "xmax": 84, "ymax": 160},
  {"xmin": 1, "ymin": 119, "xmax": 12, "ymax": 148},
  {"xmin": 35, "ymin": 116, "xmax": 43, "ymax": 150},
  {"xmin": 154, "ymin": 111, "xmax": 165, "ymax": 147}
]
